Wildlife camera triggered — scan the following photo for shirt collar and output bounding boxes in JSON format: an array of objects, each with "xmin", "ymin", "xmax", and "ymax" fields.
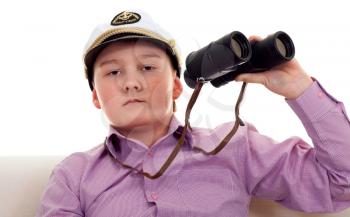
[{"xmin": 104, "ymin": 115, "xmax": 193, "ymax": 161}]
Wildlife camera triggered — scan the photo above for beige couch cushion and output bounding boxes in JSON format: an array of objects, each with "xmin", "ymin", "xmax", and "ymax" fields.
[{"xmin": 0, "ymin": 156, "xmax": 349, "ymax": 217}]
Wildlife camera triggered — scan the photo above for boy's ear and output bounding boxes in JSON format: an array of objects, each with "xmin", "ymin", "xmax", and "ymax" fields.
[
  {"xmin": 92, "ymin": 89, "xmax": 101, "ymax": 109},
  {"xmin": 173, "ymin": 76, "xmax": 183, "ymax": 100}
]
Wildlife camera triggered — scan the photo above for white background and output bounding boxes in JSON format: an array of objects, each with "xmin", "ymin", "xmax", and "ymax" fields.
[{"xmin": 0, "ymin": 0, "xmax": 349, "ymax": 155}]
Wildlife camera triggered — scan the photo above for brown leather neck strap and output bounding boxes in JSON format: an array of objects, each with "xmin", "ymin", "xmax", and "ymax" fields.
[
  {"xmin": 106, "ymin": 81, "xmax": 247, "ymax": 179},
  {"xmin": 193, "ymin": 82, "xmax": 246, "ymax": 155}
]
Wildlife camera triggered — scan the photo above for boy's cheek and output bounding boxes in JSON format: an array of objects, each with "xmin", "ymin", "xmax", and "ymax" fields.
[
  {"xmin": 96, "ymin": 84, "xmax": 120, "ymax": 102},
  {"xmin": 98, "ymin": 94, "xmax": 121, "ymax": 111},
  {"xmin": 150, "ymin": 84, "xmax": 173, "ymax": 103}
]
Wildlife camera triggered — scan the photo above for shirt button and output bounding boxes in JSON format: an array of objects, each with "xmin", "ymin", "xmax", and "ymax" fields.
[
  {"xmin": 318, "ymin": 91, "xmax": 324, "ymax": 98},
  {"xmin": 147, "ymin": 151, "xmax": 153, "ymax": 157},
  {"xmin": 150, "ymin": 192, "xmax": 158, "ymax": 201}
]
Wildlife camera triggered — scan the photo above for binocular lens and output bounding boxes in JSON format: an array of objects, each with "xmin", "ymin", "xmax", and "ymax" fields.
[
  {"xmin": 276, "ymin": 38, "xmax": 286, "ymax": 57},
  {"xmin": 231, "ymin": 33, "xmax": 250, "ymax": 59},
  {"xmin": 231, "ymin": 39, "xmax": 242, "ymax": 58},
  {"xmin": 275, "ymin": 33, "xmax": 294, "ymax": 59}
]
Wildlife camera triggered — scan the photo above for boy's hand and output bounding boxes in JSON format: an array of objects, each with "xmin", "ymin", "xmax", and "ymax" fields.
[{"xmin": 235, "ymin": 36, "xmax": 313, "ymax": 100}]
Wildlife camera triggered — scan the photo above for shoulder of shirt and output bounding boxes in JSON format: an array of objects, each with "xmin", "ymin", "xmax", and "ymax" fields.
[
  {"xmin": 51, "ymin": 142, "xmax": 107, "ymax": 179},
  {"xmin": 189, "ymin": 121, "xmax": 258, "ymax": 151}
]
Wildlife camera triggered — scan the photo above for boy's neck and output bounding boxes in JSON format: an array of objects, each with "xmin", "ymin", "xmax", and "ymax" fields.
[{"xmin": 117, "ymin": 117, "xmax": 172, "ymax": 148}]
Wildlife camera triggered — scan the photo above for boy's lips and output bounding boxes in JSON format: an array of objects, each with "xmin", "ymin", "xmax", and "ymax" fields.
[{"xmin": 123, "ymin": 99, "xmax": 145, "ymax": 106}]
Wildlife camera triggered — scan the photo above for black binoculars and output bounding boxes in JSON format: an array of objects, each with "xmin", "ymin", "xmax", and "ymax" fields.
[{"xmin": 184, "ymin": 31, "xmax": 295, "ymax": 88}]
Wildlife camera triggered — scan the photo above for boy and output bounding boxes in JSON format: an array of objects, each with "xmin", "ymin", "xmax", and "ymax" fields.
[{"xmin": 36, "ymin": 10, "xmax": 350, "ymax": 217}]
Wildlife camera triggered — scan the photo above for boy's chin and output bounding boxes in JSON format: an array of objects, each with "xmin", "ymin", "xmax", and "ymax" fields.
[{"xmin": 111, "ymin": 116, "xmax": 165, "ymax": 129}]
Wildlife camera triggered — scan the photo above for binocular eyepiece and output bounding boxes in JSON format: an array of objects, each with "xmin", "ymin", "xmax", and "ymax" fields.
[{"xmin": 184, "ymin": 31, "xmax": 295, "ymax": 88}]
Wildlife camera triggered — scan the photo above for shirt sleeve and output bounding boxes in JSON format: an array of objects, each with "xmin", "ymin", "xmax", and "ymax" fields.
[
  {"xmin": 35, "ymin": 156, "xmax": 84, "ymax": 217},
  {"xmin": 240, "ymin": 80, "xmax": 350, "ymax": 213}
]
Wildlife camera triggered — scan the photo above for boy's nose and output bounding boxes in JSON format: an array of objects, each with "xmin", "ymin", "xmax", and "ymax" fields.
[{"xmin": 122, "ymin": 73, "xmax": 143, "ymax": 92}]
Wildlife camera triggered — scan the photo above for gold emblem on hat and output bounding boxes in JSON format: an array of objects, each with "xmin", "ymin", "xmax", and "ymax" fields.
[{"xmin": 111, "ymin": 11, "xmax": 141, "ymax": 26}]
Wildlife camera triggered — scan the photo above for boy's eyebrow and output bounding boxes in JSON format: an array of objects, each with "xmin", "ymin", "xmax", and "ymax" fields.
[
  {"xmin": 97, "ymin": 59, "xmax": 120, "ymax": 68},
  {"xmin": 138, "ymin": 53, "xmax": 162, "ymax": 59}
]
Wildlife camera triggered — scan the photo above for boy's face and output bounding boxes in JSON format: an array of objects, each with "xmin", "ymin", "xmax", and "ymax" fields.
[{"xmin": 92, "ymin": 39, "xmax": 183, "ymax": 130}]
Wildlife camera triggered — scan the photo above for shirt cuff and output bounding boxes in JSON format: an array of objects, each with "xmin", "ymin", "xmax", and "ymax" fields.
[{"xmin": 286, "ymin": 78, "xmax": 339, "ymax": 123}]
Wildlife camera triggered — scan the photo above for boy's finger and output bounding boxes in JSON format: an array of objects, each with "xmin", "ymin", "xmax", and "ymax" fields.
[
  {"xmin": 248, "ymin": 35, "xmax": 263, "ymax": 41},
  {"xmin": 235, "ymin": 73, "xmax": 266, "ymax": 85}
]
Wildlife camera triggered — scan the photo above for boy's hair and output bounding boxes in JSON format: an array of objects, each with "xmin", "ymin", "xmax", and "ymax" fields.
[{"xmin": 83, "ymin": 10, "xmax": 182, "ymax": 91}]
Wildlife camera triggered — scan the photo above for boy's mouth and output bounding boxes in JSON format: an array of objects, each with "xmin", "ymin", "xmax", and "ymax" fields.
[{"xmin": 123, "ymin": 99, "xmax": 145, "ymax": 106}]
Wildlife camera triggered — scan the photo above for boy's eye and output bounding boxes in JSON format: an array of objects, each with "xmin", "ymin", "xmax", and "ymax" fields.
[
  {"xmin": 109, "ymin": 70, "xmax": 120, "ymax": 75},
  {"xmin": 142, "ymin": 65, "xmax": 155, "ymax": 71}
]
